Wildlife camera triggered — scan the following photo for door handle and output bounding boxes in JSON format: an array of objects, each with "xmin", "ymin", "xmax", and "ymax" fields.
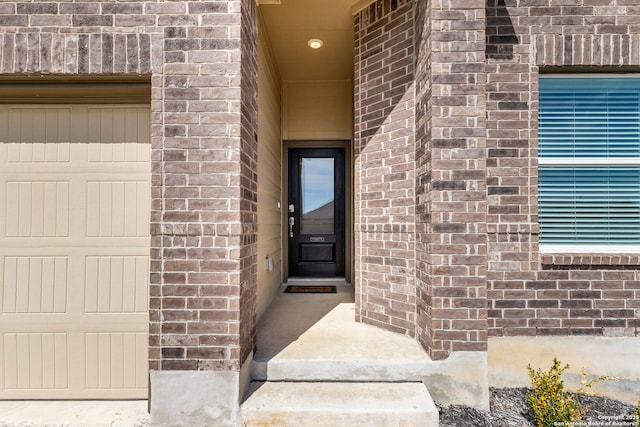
[{"xmin": 289, "ymin": 217, "xmax": 295, "ymax": 237}]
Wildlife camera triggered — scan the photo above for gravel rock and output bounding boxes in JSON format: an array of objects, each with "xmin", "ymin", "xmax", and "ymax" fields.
[
  {"xmin": 578, "ymin": 393, "xmax": 638, "ymax": 425},
  {"xmin": 438, "ymin": 404, "xmax": 491, "ymax": 427},
  {"xmin": 439, "ymin": 387, "xmax": 638, "ymax": 427}
]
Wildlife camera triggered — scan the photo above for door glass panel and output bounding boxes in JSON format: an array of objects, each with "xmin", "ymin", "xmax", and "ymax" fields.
[{"xmin": 300, "ymin": 157, "xmax": 334, "ymax": 235}]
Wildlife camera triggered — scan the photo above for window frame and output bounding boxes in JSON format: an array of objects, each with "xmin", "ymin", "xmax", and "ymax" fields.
[{"xmin": 538, "ymin": 73, "xmax": 640, "ymax": 254}]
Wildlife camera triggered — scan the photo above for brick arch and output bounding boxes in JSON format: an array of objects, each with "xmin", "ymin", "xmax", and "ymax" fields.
[
  {"xmin": 535, "ymin": 33, "xmax": 640, "ymax": 67},
  {"xmin": 0, "ymin": 32, "xmax": 155, "ymax": 74}
]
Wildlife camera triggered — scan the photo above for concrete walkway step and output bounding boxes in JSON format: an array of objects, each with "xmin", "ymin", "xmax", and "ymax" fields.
[
  {"xmin": 252, "ymin": 295, "xmax": 437, "ymax": 382},
  {"xmin": 252, "ymin": 356, "xmax": 435, "ymax": 382},
  {"xmin": 241, "ymin": 381, "xmax": 439, "ymax": 427}
]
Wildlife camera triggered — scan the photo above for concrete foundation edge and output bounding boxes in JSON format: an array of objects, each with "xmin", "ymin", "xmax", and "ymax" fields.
[
  {"xmin": 488, "ymin": 336, "xmax": 640, "ymax": 405},
  {"xmin": 421, "ymin": 351, "xmax": 490, "ymax": 411},
  {"xmin": 149, "ymin": 355, "xmax": 252, "ymax": 427}
]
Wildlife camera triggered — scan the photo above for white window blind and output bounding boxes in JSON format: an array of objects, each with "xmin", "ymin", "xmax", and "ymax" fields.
[{"xmin": 538, "ymin": 76, "xmax": 640, "ymax": 245}]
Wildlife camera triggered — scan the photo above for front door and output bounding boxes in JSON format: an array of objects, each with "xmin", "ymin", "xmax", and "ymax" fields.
[{"xmin": 288, "ymin": 148, "xmax": 345, "ymax": 277}]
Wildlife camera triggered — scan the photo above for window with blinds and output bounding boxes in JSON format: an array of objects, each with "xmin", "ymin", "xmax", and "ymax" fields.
[{"xmin": 538, "ymin": 76, "xmax": 640, "ymax": 247}]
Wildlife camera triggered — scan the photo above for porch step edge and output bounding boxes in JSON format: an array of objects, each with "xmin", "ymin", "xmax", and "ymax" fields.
[
  {"xmin": 241, "ymin": 381, "xmax": 438, "ymax": 427},
  {"xmin": 251, "ymin": 358, "xmax": 436, "ymax": 382}
]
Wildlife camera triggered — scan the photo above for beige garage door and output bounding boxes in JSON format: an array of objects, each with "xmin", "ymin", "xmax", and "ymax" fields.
[{"xmin": 0, "ymin": 105, "xmax": 150, "ymax": 399}]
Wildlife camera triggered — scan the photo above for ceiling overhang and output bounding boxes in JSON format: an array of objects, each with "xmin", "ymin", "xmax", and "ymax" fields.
[
  {"xmin": 259, "ymin": 0, "xmax": 357, "ymax": 81},
  {"xmin": 350, "ymin": 0, "xmax": 376, "ymax": 15},
  {"xmin": 257, "ymin": 0, "xmax": 376, "ymax": 14}
]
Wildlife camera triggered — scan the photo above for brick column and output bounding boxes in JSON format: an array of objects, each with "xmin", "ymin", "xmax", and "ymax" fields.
[
  {"xmin": 354, "ymin": 0, "xmax": 417, "ymax": 338},
  {"xmin": 149, "ymin": 1, "xmax": 258, "ymax": 425},
  {"xmin": 415, "ymin": 0, "xmax": 488, "ymax": 360}
]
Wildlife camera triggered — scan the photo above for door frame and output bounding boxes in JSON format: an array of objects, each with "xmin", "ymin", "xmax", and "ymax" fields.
[
  {"xmin": 282, "ymin": 140, "xmax": 352, "ymax": 283},
  {"xmin": 288, "ymin": 147, "xmax": 345, "ymax": 277}
]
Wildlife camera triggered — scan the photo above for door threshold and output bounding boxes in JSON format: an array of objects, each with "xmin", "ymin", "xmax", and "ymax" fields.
[{"xmin": 286, "ymin": 277, "xmax": 350, "ymax": 284}]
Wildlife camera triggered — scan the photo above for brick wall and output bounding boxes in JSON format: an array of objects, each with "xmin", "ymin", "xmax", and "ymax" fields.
[
  {"xmin": 487, "ymin": 0, "xmax": 640, "ymax": 337},
  {"xmin": 354, "ymin": 0, "xmax": 417, "ymax": 337},
  {"xmin": 0, "ymin": 1, "xmax": 258, "ymax": 372}
]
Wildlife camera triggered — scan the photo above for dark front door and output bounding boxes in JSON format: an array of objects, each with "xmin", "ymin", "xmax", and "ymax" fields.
[{"xmin": 288, "ymin": 148, "xmax": 345, "ymax": 277}]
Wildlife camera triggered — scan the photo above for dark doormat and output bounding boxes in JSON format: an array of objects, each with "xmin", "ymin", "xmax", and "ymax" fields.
[{"xmin": 284, "ymin": 285, "xmax": 337, "ymax": 294}]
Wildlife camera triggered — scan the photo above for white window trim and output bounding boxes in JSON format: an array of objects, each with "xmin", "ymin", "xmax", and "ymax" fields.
[
  {"xmin": 539, "ymin": 73, "xmax": 640, "ymax": 79},
  {"xmin": 540, "ymin": 244, "xmax": 640, "ymax": 254},
  {"xmin": 539, "ymin": 158, "xmax": 640, "ymax": 166}
]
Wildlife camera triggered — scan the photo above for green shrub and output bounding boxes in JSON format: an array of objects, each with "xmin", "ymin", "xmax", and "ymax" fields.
[{"xmin": 526, "ymin": 358, "xmax": 583, "ymax": 427}]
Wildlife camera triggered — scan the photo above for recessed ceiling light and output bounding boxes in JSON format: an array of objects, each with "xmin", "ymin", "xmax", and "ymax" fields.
[{"xmin": 307, "ymin": 39, "xmax": 323, "ymax": 49}]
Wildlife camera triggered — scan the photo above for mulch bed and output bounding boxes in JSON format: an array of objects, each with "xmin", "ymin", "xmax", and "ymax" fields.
[{"xmin": 438, "ymin": 387, "xmax": 638, "ymax": 427}]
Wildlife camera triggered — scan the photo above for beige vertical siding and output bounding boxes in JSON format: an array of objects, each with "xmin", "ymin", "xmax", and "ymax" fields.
[
  {"xmin": 282, "ymin": 80, "xmax": 353, "ymax": 141},
  {"xmin": 257, "ymin": 15, "xmax": 283, "ymax": 320}
]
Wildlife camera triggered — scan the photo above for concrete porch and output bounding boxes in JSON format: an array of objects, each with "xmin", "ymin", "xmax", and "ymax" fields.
[
  {"xmin": 240, "ymin": 279, "xmax": 488, "ymax": 426},
  {"xmin": 251, "ymin": 279, "xmax": 436, "ymax": 382}
]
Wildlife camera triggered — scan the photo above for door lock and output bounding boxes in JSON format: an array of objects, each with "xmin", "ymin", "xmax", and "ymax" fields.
[
  {"xmin": 289, "ymin": 217, "xmax": 295, "ymax": 237},
  {"xmin": 289, "ymin": 204, "xmax": 295, "ymax": 213}
]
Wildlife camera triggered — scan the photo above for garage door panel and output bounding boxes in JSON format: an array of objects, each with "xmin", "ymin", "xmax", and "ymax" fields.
[
  {"xmin": 2, "ymin": 256, "xmax": 68, "ymax": 314},
  {"xmin": 1, "ymin": 156, "xmax": 150, "ymax": 175},
  {"xmin": 3, "ymin": 332, "xmax": 69, "ymax": 390},
  {"xmin": 86, "ymin": 181, "xmax": 149, "ymax": 238},
  {"xmin": 84, "ymin": 256, "xmax": 148, "ymax": 313},
  {"xmin": 7, "ymin": 108, "xmax": 72, "ymax": 146},
  {"xmin": 5, "ymin": 182, "xmax": 70, "ymax": 238},
  {"xmin": 87, "ymin": 107, "xmax": 150, "ymax": 145},
  {"xmin": 0, "ymin": 104, "xmax": 149, "ymax": 399},
  {"xmin": 85, "ymin": 332, "xmax": 147, "ymax": 390},
  {"xmin": 1, "ymin": 314, "xmax": 148, "ymax": 332},
  {"xmin": 88, "ymin": 142, "xmax": 151, "ymax": 164},
  {"xmin": 7, "ymin": 142, "xmax": 72, "ymax": 164}
]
